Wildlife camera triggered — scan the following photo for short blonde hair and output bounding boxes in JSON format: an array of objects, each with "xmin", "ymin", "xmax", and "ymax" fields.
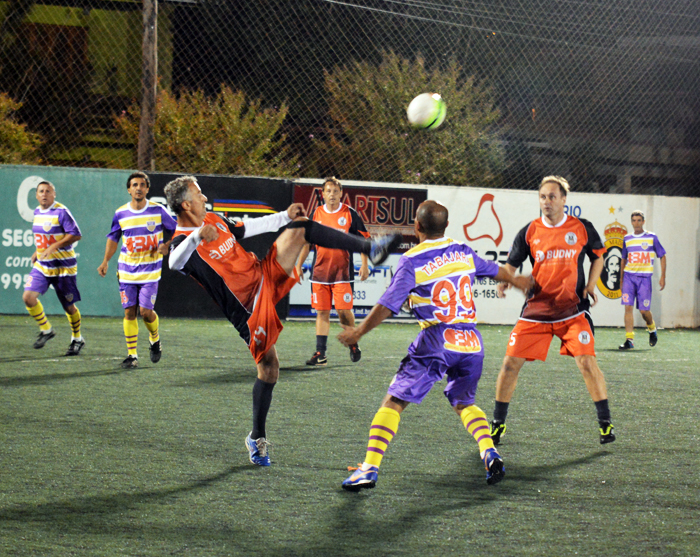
[{"xmin": 539, "ymin": 175, "xmax": 570, "ymax": 196}]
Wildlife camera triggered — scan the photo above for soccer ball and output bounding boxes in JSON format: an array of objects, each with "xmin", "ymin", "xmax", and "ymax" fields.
[{"xmin": 406, "ymin": 93, "xmax": 446, "ymax": 130}]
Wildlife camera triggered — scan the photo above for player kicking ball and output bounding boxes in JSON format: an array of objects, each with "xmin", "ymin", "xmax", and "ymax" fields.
[
  {"xmin": 164, "ymin": 176, "xmax": 400, "ymax": 466},
  {"xmin": 338, "ymin": 201, "xmax": 531, "ymax": 490}
]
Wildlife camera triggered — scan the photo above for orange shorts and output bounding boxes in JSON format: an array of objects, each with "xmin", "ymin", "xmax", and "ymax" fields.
[
  {"xmin": 311, "ymin": 282, "xmax": 354, "ymax": 311},
  {"xmin": 505, "ymin": 313, "xmax": 596, "ymax": 361},
  {"xmin": 247, "ymin": 244, "xmax": 299, "ymax": 364}
]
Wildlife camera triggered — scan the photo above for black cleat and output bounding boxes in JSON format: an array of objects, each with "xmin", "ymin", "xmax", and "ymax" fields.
[
  {"xmin": 483, "ymin": 448, "xmax": 505, "ymax": 485},
  {"xmin": 149, "ymin": 340, "xmax": 162, "ymax": 363},
  {"xmin": 306, "ymin": 351, "xmax": 328, "ymax": 366},
  {"xmin": 649, "ymin": 331, "xmax": 658, "ymax": 347},
  {"xmin": 349, "ymin": 344, "xmax": 362, "ymax": 363},
  {"xmin": 65, "ymin": 338, "xmax": 85, "ymax": 356},
  {"xmin": 369, "ymin": 233, "xmax": 402, "ymax": 266},
  {"xmin": 599, "ymin": 421, "xmax": 616, "ymax": 444},
  {"xmin": 619, "ymin": 339, "xmax": 634, "ymax": 350},
  {"xmin": 33, "ymin": 330, "xmax": 56, "ymax": 349},
  {"xmin": 121, "ymin": 355, "xmax": 139, "ymax": 369},
  {"xmin": 490, "ymin": 421, "xmax": 506, "ymax": 445}
]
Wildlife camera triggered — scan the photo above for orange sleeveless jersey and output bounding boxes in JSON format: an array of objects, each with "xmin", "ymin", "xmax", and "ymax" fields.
[
  {"xmin": 507, "ymin": 215, "xmax": 606, "ymax": 322},
  {"xmin": 310, "ymin": 203, "xmax": 369, "ymax": 284}
]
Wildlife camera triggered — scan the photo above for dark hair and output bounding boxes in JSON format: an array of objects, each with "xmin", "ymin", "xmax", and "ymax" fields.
[
  {"xmin": 322, "ymin": 176, "xmax": 342, "ymax": 190},
  {"xmin": 127, "ymin": 171, "xmax": 150, "ymax": 190}
]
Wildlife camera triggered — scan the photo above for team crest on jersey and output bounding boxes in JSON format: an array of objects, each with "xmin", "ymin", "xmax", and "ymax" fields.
[
  {"xmin": 597, "ymin": 219, "xmax": 627, "ymax": 300},
  {"xmin": 565, "ymin": 232, "xmax": 577, "ymax": 245},
  {"xmin": 65, "ymin": 294, "xmax": 74, "ymax": 302},
  {"xmin": 535, "ymin": 250, "xmax": 545, "ymax": 263},
  {"xmin": 338, "ymin": 216, "xmax": 347, "ymax": 226},
  {"xmin": 343, "ymin": 292, "xmax": 352, "ymax": 303},
  {"xmin": 146, "ymin": 219, "xmax": 157, "ymax": 232},
  {"xmin": 42, "ymin": 220, "xmax": 52, "ymax": 232},
  {"xmin": 641, "ymin": 241, "xmax": 649, "ymax": 250},
  {"xmin": 578, "ymin": 331, "xmax": 591, "ymax": 345},
  {"xmin": 216, "ymin": 222, "xmax": 228, "ymax": 232}
]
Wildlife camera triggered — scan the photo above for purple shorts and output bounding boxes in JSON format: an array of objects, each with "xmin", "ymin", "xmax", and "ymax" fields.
[
  {"xmin": 119, "ymin": 281, "xmax": 159, "ymax": 310},
  {"xmin": 24, "ymin": 268, "xmax": 81, "ymax": 309},
  {"xmin": 387, "ymin": 325, "xmax": 485, "ymax": 407},
  {"xmin": 621, "ymin": 274, "xmax": 652, "ymax": 310}
]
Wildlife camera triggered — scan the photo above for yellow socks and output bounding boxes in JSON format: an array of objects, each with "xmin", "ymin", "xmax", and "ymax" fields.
[
  {"xmin": 66, "ymin": 308, "xmax": 82, "ymax": 340},
  {"xmin": 461, "ymin": 405, "xmax": 495, "ymax": 456},
  {"xmin": 647, "ymin": 321, "xmax": 656, "ymax": 334},
  {"xmin": 123, "ymin": 318, "xmax": 138, "ymax": 357},
  {"xmin": 626, "ymin": 331, "xmax": 635, "ymax": 340},
  {"xmin": 27, "ymin": 301, "xmax": 52, "ymax": 332},
  {"xmin": 144, "ymin": 314, "xmax": 160, "ymax": 344},
  {"xmin": 363, "ymin": 407, "xmax": 401, "ymax": 469}
]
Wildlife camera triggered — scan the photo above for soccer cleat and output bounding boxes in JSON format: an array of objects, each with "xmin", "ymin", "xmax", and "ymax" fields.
[
  {"xmin": 342, "ymin": 465, "xmax": 378, "ymax": 491},
  {"xmin": 490, "ymin": 421, "xmax": 506, "ymax": 445},
  {"xmin": 149, "ymin": 340, "xmax": 162, "ymax": 363},
  {"xmin": 483, "ymin": 448, "xmax": 505, "ymax": 485},
  {"xmin": 245, "ymin": 433, "xmax": 271, "ymax": 466},
  {"xmin": 599, "ymin": 421, "xmax": 616, "ymax": 444},
  {"xmin": 121, "ymin": 355, "xmax": 139, "ymax": 369},
  {"xmin": 306, "ymin": 351, "xmax": 328, "ymax": 366},
  {"xmin": 65, "ymin": 338, "xmax": 85, "ymax": 356},
  {"xmin": 369, "ymin": 233, "xmax": 402, "ymax": 266},
  {"xmin": 619, "ymin": 339, "xmax": 634, "ymax": 350},
  {"xmin": 649, "ymin": 331, "xmax": 658, "ymax": 347},
  {"xmin": 33, "ymin": 329, "xmax": 56, "ymax": 349},
  {"xmin": 349, "ymin": 344, "xmax": 362, "ymax": 363}
]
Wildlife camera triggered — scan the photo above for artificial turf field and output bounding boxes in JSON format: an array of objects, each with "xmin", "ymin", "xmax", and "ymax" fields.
[{"xmin": 0, "ymin": 314, "xmax": 698, "ymax": 556}]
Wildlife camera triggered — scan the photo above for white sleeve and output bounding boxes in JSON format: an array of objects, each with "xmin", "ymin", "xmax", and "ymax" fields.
[
  {"xmin": 169, "ymin": 229, "xmax": 202, "ymax": 272},
  {"xmin": 242, "ymin": 211, "xmax": 292, "ymax": 239}
]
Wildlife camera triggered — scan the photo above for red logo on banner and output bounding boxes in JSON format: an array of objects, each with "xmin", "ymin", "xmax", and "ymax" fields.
[{"xmin": 463, "ymin": 193, "xmax": 503, "ymax": 247}]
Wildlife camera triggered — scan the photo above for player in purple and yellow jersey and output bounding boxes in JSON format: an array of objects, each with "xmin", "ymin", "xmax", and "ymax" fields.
[
  {"xmin": 23, "ymin": 181, "xmax": 85, "ymax": 355},
  {"xmin": 338, "ymin": 200, "xmax": 531, "ymax": 491},
  {"xmin": 164, "ymin": 175, "xmax": 401, "ymax": 467},
  {"xmin": 97, "ymin": 172, "xmax": 177, "ymax": 369},
  {"xmin": 619, "ymin": 210, "xmax": 667, "ymax": 350}
]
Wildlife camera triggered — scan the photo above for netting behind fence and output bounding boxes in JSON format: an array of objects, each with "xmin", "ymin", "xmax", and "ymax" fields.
[{"xmin": 1, "ymin": 0, "xmax": 699, "ymax": 195}]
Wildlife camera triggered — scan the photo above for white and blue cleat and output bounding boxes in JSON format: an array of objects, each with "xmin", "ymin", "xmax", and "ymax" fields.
[
  {"xmin": 369, "ymin": 234, "xmax": 402, "ymax": 266},
  {"xmin": 483, "ymin": 448, "xmax": 505, "ymax": 485},
  {"xmin": 245, "ymin": 432, "xmax": 271, "ymax": 466},
  {"xmin": 342, "ymin": 465, "xmax": 378, "ymax": 491}
]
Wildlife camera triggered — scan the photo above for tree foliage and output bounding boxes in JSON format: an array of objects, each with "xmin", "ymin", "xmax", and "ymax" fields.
[
  {"xmin": 115, "ymin": 85, "xmax": 298, "ymax": 177},
  {"xmin": 0, "ymin": 93, "xmax": 42, "ymax": 164},
  {"xmin": 314, "ymin": 51, "xmax": 503, "ymax": 187}
]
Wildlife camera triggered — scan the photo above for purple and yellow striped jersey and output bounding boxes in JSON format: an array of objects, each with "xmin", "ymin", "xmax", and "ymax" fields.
[
  {"xmin": 621, "ymin": 231, "xmax": 666, "ymax": 275},
  {"xmin": 378, "ymin": 237, "xmax": 499, "ymax": 329},
  {"xmin": 32, "ymin": 202, "xmax": 81, "ymax": 277},
  {"xmin": 106, "ymin": 201, "xmax": 177, "ymax": 284}
]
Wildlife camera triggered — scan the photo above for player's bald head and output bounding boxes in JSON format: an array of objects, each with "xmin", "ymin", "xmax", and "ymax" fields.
[{"xmin": 416, "ymin": 200, "xmax": 448, "ymax": 237}]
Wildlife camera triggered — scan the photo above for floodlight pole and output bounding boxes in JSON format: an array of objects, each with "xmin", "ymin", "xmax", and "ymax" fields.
[{"xmin": 138, "ymin": 0, "xmax": 157, "ymax": 171}]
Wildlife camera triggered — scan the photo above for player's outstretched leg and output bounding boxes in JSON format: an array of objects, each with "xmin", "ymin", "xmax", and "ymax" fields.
[
  {"xmin": 483, "ymin": 448, "xmax": 505, "ymax": 485},
  {"xmin": 461, "ymin": 405, "xmax": 506, "ymax": 484},
  {"xmin": 342, "ymin": 406, "xmax": 401, "ymax": 491}
]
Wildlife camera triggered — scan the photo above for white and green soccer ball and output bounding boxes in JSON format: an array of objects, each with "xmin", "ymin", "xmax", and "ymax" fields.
[{"xmin": 406, "ymin": 93, "xmax": 446, "ymax": 130}]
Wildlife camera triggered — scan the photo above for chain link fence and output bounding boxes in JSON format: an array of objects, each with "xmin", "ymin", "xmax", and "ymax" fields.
[{"xmin": 1, "ymin": 0, "xmax": 698, "ymax": 195}]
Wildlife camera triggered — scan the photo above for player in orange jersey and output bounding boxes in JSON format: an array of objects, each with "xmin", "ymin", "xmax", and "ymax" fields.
[
  {"xmin": 490, "ymin": 176, "xmax": 615, "ymax": 446},
  {"xmin": 164, "ymin": 176, "xmax": 400, "ymax": 467},
  {"xmin": 295, "ymin": 177, "xmax": 370, "ymax": 366}
]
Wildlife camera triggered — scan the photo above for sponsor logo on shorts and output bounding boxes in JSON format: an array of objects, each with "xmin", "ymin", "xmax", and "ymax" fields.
[
  {"xmin": 253, "ymin": 325, "xmax": 267, "ymax": 346},
  {"xmin": 643, "ymin": 299, "xmax": 650, "ymax": 308},
  {"xmin": 338, "ymin": 216, "xmax": 347, "ymax": 226},
  {"xmin": 565, "ymin": 232, "xmax": 577, "ymax": 245},
  {"xmin": 622, "ymin": 293, "xmax": 630, "ymax": 303},
  {"xmin": 151, "ymin": 294, "xmax": 157, "ymax": 305},
  {"xmin": 65, "ymin": 294, "xmax": 73, "ymax": 302},
  {"xmin": 578, "ymin": 331, "xmax": 591, "ymax": 345},
  {"xmin": 343, "ymin": 293, "xmax": 352, "ymax": 303}
]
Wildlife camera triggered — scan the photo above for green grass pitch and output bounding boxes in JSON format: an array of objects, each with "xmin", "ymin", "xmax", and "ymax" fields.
[{"xmin": 1, "ymin": 314, "xmax": 698, "ymax": 556}]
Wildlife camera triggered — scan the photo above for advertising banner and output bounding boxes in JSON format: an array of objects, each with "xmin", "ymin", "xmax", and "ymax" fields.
[{"xmin": 289, "ymin": 182, "xmax": 427, "ymax": 318}]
